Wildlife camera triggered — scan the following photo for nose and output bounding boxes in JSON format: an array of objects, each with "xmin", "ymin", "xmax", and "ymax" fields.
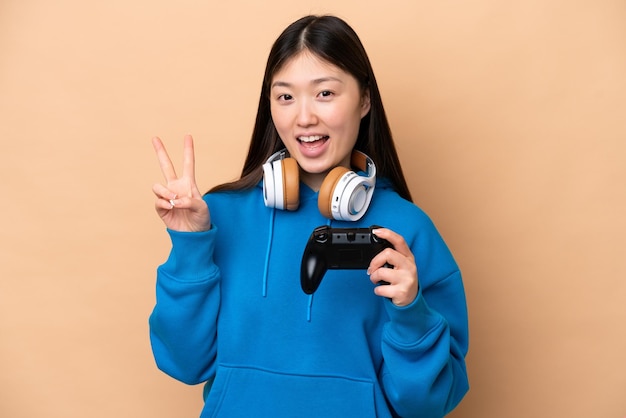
[{"xmin": 296, "ymin": 100, "xmax": 318, "ymax": 127}]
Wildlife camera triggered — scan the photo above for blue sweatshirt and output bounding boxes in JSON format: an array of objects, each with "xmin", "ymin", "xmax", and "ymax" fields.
[{"xmin": 149, "ymin": 178, "xmax": 469, "ymax": 417}]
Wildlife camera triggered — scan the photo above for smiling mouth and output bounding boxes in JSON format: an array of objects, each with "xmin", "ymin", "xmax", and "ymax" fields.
[{"xmin": 298, "ymin": 135, "xmax": 329, "ymax": 148}]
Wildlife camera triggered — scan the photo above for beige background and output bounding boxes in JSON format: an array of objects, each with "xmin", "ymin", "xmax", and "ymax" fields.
[{"xmin": 1, "ymin": 0, "xmax": 625, "ymax": 417}]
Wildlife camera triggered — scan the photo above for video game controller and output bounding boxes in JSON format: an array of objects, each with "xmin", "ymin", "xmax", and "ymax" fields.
[{"xmin": 300, "ymin": 225, "xmax": 393, "ymax": 294}]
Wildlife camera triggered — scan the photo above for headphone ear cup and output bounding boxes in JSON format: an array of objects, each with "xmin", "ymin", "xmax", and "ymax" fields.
[
  {"xmin": 318, "ymin": 166, "xmax": 350, "ymax": 219},
  {"xmin": 281, "ymin": 158, "xmax": 300, "ymax": 211},
  {"xmin": 262, "ymin": 160, "xmax": 276, "ymax": 208}
]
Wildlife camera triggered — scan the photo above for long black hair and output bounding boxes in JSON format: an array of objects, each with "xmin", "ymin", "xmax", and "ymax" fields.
[{"xmin": 209, "ymin": 15, "xmax": 412, "ymax": 202}]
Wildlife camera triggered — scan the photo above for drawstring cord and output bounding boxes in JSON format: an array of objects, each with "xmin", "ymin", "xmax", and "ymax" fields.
[
  {"xmin": 306, "ymin": 294, "xmax": 314, "ymax": 322},
  {"xmin": 262, "ymin": 203, "xmax": 332, "ymax": 321},
  {"xmin": 262, "ymin": 207, "xmax": 276, "ymax": 298},
  {"xmin": 305, "ymin": 217, "xmax": 333, "ymax": 322}
]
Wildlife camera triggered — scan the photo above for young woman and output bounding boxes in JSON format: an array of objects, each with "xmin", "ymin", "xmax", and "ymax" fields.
[{"xmin": 150, "ymin": 15, "xmax": 469, "ymax": 418}]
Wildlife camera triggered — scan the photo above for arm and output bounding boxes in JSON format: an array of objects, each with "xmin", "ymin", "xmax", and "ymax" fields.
[
  {"xmin": 149, "ymin": 228, "xmax": 221, "ymax": 385},
  {"xmin": 149, "ymin": 135, "xmax": 219, "ymax": 384},
  {"xmin": 368, "ymin": 226, "xmax": 469, "ymax": 417}
]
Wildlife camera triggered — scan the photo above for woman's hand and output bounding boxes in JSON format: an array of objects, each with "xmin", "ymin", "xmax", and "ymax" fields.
[
  {"xmin": 368, "ymin": 228, "xmax": 419, "ymax": 306},
  {"xmin": 152, "ymin": 135, "xmax": 211, "ymax": 232}
]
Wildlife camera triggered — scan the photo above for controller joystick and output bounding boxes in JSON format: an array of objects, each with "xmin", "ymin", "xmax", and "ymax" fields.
[{"xmin": 300, "ymin": 225, "xmax": 393, "ymax": 294}]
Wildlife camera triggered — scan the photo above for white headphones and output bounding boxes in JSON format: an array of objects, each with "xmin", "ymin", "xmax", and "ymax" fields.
[{"xmin": 262, "ymin": 149, "xmax": 376, "ymax": 221}]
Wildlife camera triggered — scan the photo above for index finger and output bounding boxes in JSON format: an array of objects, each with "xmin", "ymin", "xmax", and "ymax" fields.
[
  {"xmin": 372, "ymin": 228, "xmax": 411, "ymax": 257},
  {"xmin": 152, "ymin": 136, "xmax": 178, "ymax": 182}
]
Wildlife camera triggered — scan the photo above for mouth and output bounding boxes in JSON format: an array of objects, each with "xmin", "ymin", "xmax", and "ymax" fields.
[{"xmin": 298, "ymin": 135, "xmax": 329, "ymax": 149}]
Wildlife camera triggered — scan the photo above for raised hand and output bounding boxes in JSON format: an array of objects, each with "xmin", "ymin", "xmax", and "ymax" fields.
[{"xmin": 152, "ymin": 135, "xmax": 211, "ymax": 232}]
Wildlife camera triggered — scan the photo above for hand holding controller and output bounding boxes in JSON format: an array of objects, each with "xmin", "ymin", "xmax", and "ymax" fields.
[{"xmin": 300, "ymin": 225, "xmax": 393, "ymax": 294}]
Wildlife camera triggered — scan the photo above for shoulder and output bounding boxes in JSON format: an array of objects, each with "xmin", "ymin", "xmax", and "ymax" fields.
[
  {"xmin": 371, "ymin": 181, "xmax": 461, "ymax": 285},
  {"xmin": 370, "ymin": 180, "xmax": 432, "ymax": 226},
  {"xmin": 367, "ymin": 180, "xmax": 446, "ymax": 247},
  {"xmin": 204, "ymin": 185, "xmax": 263, "ymax": 215}
]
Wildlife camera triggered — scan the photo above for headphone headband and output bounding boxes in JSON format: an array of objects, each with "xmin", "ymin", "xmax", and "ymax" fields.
[
  {"xmin": 350, "ymin": 150, "xmax": 376, "ymax": 181},
  {"xmin": 265, "ymin": 149, "xmax": 289, "ymax": 165}
]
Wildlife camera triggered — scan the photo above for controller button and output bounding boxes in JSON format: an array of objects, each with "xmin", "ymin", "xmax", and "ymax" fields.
[{"xmin": 315, "ymin": 231, "xmax": 328, "ymax": 243}]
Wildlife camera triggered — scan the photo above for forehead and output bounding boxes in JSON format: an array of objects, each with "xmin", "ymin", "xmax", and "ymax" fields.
[{"xmin": 272, "ymin": 51, "xmax": 349, "ymax": 84}]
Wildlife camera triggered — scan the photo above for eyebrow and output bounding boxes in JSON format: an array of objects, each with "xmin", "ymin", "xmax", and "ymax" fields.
[{"xmin": 271, "ymin": 77, "xmax": 344, "ymax": 89}]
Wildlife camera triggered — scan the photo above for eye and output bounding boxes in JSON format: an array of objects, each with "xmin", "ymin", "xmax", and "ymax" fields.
[
  {"xmin": 319, "ymin": 90, "xmax": 334, "ymax": 98},
  {"xmin": 277, "ymin": 93, "xmax": 293, "ymax": 102}
]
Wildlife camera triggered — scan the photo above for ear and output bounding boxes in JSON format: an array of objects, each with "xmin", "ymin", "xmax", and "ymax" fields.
[{"xmin": 360, "ymin": 89, "xmax": 371, "ymax": 118}]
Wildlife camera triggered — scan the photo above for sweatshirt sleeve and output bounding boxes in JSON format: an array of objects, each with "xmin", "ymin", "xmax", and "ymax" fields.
[
  {"xmin": 379, "ymin": 220, "xmax": 469, "ymax": 418},
  {"xmin": 148, "ymin": 227, "xmax": 221, "ymax": 385}
]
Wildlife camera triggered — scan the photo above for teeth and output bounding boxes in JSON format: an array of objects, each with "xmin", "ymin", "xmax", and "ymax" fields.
[{"xmin": 298, "ymin": 135, "xmax": 325, "ymax": 143}]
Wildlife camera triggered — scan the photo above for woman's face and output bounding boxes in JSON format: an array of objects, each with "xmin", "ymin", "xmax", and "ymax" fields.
[{"xmin": 270, "ymin": 51, "xmax": 370, "ymax": 191}]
